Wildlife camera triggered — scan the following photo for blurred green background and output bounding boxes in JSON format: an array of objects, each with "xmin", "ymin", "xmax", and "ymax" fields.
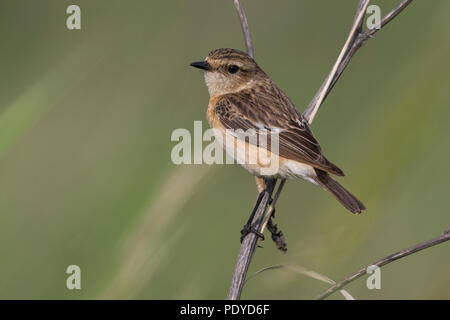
[{"xmin": 0, "ymin": 0, "xmax": 449, "ymax": 299}]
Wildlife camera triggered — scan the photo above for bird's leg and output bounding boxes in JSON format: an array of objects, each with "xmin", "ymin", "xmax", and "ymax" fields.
[
  {"xmin": 254, "ymin": 176, "xmax": 266, "ymax": 194},
  {"xmin": 266, "ymin": 179, "xmax": 285, "ymax": 220},
  {"xmin": 261, "ymin": 179, "xmax": 287, "ymax": 251},
  {"xmin": 240, "ymin": 191, "xmax": 265, "ymax": 242}
]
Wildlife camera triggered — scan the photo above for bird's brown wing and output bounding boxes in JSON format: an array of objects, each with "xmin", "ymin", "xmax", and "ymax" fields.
[{"xmin": 214, "ymin": 88, "xmax": 344, "ymax": 176}]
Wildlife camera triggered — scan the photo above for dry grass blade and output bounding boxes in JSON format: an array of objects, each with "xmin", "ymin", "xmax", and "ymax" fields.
[
  {"xmin": 339, "ymin": 290, "xmax": 355, "ymax": 300},
  {"xmin": 247, "ymin": 264, "xmax": 355, "ymax": 300}
]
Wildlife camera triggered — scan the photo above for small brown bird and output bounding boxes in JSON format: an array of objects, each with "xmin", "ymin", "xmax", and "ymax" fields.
[{"xmin": 191, "ymin": 48, "xmax": 365, "ymax": 215}]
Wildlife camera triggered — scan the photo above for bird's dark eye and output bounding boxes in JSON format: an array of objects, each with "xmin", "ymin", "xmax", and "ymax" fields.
[{"xmin": 228, "ymin": 65, "xmax": 239, "ymax": 74}]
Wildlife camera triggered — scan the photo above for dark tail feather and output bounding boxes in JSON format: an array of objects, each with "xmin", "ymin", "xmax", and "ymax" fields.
[
  {"xmin": 321, "ymin": 156, "xmax": 345, "ymax": 177},
  {"xmin": 314, "ymin": 169, "xmax": 366, "ymax": 214}
]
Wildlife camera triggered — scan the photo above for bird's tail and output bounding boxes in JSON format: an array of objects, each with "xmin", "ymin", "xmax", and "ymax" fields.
[{"xmin": 314, "ymin": 169, "xmax": 366, "ymax": 214}]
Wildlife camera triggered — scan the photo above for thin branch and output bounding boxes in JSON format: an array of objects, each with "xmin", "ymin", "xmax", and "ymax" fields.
[
  {"xmin": 303, "ymin": 0, "xmax": 413, "ymax": 122},
  {"xmin": 304, "ymin": 0, "xmax": 371, "ymax": 124},
  {"xmin": 233, "ymin": 0, "xmax": 254, "ymax": 58},
  {"xmin": 316, "ymin": 227, "xmax": 450, "ymax": 300},
  {"xmin": 227, "ymin": 179, "xmax": 276, "ymax": 300},
  {"xmin": 368, "ymin": 0, "xmax": 414, "ymax": 35},
  {"xmin": 352, "ymin": 0, "xmax": 369, "ymax": 37}
]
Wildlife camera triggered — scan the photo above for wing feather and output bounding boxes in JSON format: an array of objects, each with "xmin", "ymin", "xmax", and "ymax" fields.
[{"xmin": 214, "ymin": 86, "xmax": 344, "ymax": 176}]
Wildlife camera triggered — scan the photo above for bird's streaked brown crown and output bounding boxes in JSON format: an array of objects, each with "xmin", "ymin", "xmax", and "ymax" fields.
[
  {"xmin": 205, "ymin": 48, "xmax": 263, "ymax": 75},
  {"xmin": 207, "ymin": 48, "xmax": 255, "ymax": 63}
]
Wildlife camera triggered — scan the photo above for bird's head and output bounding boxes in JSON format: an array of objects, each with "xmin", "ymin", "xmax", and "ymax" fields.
[{"xmin": 190, "ymin": 48, "xmax": 266, "ymax": 96}]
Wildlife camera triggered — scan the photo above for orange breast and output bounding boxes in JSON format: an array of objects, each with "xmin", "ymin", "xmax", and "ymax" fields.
[{"xmin": 207, "ymin": 95, "xmax": 224, "ymax": 130}]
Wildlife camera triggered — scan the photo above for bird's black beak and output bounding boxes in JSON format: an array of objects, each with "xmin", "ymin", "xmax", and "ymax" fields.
[{"xmin": 190, "ymin": 61, "xmax": 211, "ymax": 71}]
